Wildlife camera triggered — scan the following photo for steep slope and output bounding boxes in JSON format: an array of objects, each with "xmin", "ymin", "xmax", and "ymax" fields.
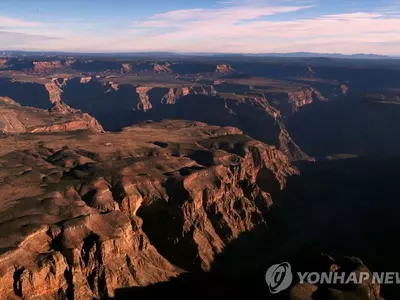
[
  {"xmin": 59, "ymin": 80, "xmax": 312, "ymax": 160},
  {"xmin": 0, "ymin": 76, "xmax": 313, "ymax": 160},
  {"xmin": 0, "ymin": 120, "xmax": 297, "ymax": 299},
  {"xmin": 0, "ymin": 97, "xmax": 104, "ymax": 134}
]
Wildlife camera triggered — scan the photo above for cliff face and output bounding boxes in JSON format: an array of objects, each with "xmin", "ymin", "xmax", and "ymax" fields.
[
  {"xmin": 0, "ymin": 97, "xmax": 104, "ymax": 134},
  {"xmin": 121, "ymin": 63, "xmax": 132, "ymax": 73},
  {"xmin": 0, "ymin": 96, "xmax": 18, "ymax": 105},
  {"xmin": 33, "ymin": 61, "xmax": 63, "ymax": 74},
  {"xmin": 153, "ymin": 63, "xmax": 172, "ymax": 73},
  {"xmin": 135, "ymin": 87, "xmax": 154, "ymax": 111},
  {"xmin": 244, "ymin": 95, "xmax": 311, "ymax": 161},
  {"xmin": 45, "ymin": 80, "xmax": 64, "ymax": 103},
  {"xmin": 287, "ymin": 89, "xmax": 328, "ymax": 113},
  {"xmin": 0, "ymin": 77, "xmax": 312, "ymax": 160},
  {"xmin": 0, "ymin": 120, "xmax": 297, "ymax": 299},
  {"xmin": 288, "ymin": 90, "xmax": 314, "ymax": 111},
  {"xmin": 160, "ymin": 87, "xmax": 217, "ymax": 104},
  {"xmin": 80, "ymin": 76, "xmax": 92, "ymax": 84},
  {"xmin": 136, "ymin": 86, "xmax": 217, "ymax": 110},
  {"xmin": 64, "ymin": 59, "xmax": 77, "ymax": 67},
  {"xmin": 109, "ymin": 82, "xmax": 119, "ymax": 91},
  {"xmin": 216, "ymin": 64, "xmax": 234, "ymax": 74}
]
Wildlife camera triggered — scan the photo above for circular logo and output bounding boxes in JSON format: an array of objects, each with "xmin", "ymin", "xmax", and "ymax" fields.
[{"xmin": 265, "ymin": 262, "xmax": 293, "ymax": 294}]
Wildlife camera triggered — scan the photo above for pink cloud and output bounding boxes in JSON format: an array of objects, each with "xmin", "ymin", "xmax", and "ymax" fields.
[
  {"xmin": 2, "ymin": 3, "xmax": 400, "ymax": 55},
  {"xmin": 0, "ymin": 16, "xmax": 42, "ymax": 28}
]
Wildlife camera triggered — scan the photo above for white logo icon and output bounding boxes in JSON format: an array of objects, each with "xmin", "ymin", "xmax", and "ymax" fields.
[{"xmin": 265, "ymin": 262, "xmax": 293, "ymax": 294}]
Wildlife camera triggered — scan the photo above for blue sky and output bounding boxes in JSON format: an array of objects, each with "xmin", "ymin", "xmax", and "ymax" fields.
[{"xmin": 1, "ymin": 0, "xmax": 400, "ymax": 54}]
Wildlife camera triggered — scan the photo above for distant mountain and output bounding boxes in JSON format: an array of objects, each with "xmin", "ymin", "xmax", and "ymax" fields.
[
  {"xmin": 0, "ymin": 50, "xmax": 396, "ymax": 59},
  {"xmin": 244, "ymin": 52, "xmax": 392, "ymax": 59}
]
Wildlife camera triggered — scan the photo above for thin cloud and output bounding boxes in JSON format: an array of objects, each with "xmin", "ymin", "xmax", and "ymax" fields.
[
  {"xmin": 0, "ymin": 16, "xmax": 42, "ymax": 28},
  {"xmin": 0, "ymin": 31, "xmax": 59, "ymax": 49},
  {"xmin": 1, "ymin": 2, "xmax": 400, "ymax": 55},
  {"xmin": 134, "ymin": 4, "xmax": 311, "ymax": 28},
  {"xmin": 126, "ymin": 8, "xmax": 400, "ymax": 55}
]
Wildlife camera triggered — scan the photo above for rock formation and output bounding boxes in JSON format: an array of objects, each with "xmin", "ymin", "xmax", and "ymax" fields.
[
  {"xmin": 0, "ymin": 96, "xmax": 18, "ymax": 105},
  {"xmin": 49, "ymin": 101, "xmax": 79, "ymax": 114},
  {"xmin": 153, "ymin": 63, "xmax": 172, "ymax": 73},
  {"xmin": 0, "ymin": 97, "xmax": 104, "ymax": 134},
  {"xmin": 45, "ymin": 81, "xmax": 64, "ymax": 103},
  {"xmin": 136, "ymin": 86, "xmax": 154, "ymax": 111},
  {"xmin": 0, "ymin": 119, "xmax": 297, "ymax": 299},
  {"xmin": 287, "ymin": 88, "xmax": 328, "ymax": 112},
  {"xmin": 109, "ymin": 82, "xmax": 119, "ymax": 91},
  {"xmin": 216, "ymin": 64, "xmax": 234, "ymax": 74},
  {"xmin": 64, "ymin": 59, "xmax": 77, "ymax": 67},
  {"xmin": 80, "ymin": 76, "xmax": 92, "ymax": 84},
  {"xmin": 33, "ymin": 61, "xmax": 63, "ymax": 74},
  {"xmin": 1, "ymin": 55, "xmax": 399, "ymax": 299},
  {"xmin": 52, "ymin": 77, "xmax": 69, "ymax": 88},
  {"xmin": 288, "ymin": 90, "xmax": 314, "ymax": 111},
  {"xmin": 248, "ymin": 94, "xmax": 311, "ymax": 160},
  {"xmin": 161, "ymin": 87, "xmax": 193, "ymax": 104},
  {"xmin": 121, "ymin": 63, "xmax": 132, "ymax": 73}
]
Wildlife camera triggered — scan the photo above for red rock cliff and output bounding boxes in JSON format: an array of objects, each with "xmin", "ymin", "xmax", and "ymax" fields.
[{"xmin": 0, "ymin": 120, "xmax": 297, "ymax": 299}]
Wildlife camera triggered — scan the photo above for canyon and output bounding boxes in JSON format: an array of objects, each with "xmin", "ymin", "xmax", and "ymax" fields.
[
  {"xmin": 1, "ymin": 54, "xmax": 400, "ymax": 299},
  {"xmin": 0, "ymin": 119, "xmax": 297, "ymax": 299},
  {"xmin": 0, "ymin": 59, "xmax": 352, "ymax": 161}
]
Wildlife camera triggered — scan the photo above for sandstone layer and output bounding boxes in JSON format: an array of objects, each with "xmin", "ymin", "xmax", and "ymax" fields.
[
  {"xmin": 45, "ymin": 81, "xmax": 64, "ymax": 104},
  {"xmin": 33, "ymin": 61, "xmax": 63, "ymax": 74},
  {"xmin": 0, "ymin": 119, "xmax": 297, "ymax": 299},
  {"xmin": 0, "ymin": 97, "xmax": 104, "ymax": 134}
]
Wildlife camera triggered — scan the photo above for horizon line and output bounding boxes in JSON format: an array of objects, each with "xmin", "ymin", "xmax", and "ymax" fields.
[{"xmin": 1, "ymin": 50, "xmax": 399, "ymax": 57}]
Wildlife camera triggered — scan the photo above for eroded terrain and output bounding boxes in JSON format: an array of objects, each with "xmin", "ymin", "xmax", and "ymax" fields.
[{"xmin": 1, "ymin": 55, "xmax": 400, "ymax": 299}]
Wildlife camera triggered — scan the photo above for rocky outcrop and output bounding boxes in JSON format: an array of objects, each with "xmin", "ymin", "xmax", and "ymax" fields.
[
  {"xmin": 49, "ymin": 101, "xmax": 79, "ymax": 114},
  {"xmin": 29, "ymin": 117, "xmax": 103, "ymax": 133},
  {"xmin": 33, "ymin": 61, "xmax": 63, "ymax": 73},
  {"xmin": 312, "ymin": 88, "xmax": 328, "ymax": 102},
  {"xmin": 0, "ymin": 120, "xmax": 297, "ymax": 299},
  {"xmin": 80, "ymin": 76, "xmax": 92, "ymax": 84},
  {"xmin": 52, "ymin": 77, "xmax": 69, "ymax": 88},
  {"xmin": 161, "ymin": 87, "xmax": 193, "ymax": 104},
  {"xmin": 160, "ymin": 86, "xmax": 217, "ymax": 105},
  {"xmin": 0, "ymin": 97, "xmax": 104, "ymax": 134},
  {"xmin": 247, "ymin": 94, "xmax": 311, "ymax": 161},
  {"xmin": 110, "ymin": 82, "xmax": 119, "ymax": 91},
  {"xmin": 65, "ymin": 59, "xmax": 77, "ymax": 67},
  {"xmin": 153, "ymin": 63, "xmax": 172, "ymax": 73},
  {"xmin": 216, "ymin": 64, "xmax": 234, "ymax": 74},
  {"xmin": 162, "ymin": 88, "xmax": 180, "ymax": 104},
  {"xmin": 121, "ymin": 63, "xmax": 132, "ymax": 73},
  {"xmin": 0, "ymin": 96, "xmax": 19, "ymax": 106},
  {"xmin": 288, "ymin": 90, "xmax": 314, "ymax": 111},
  {"xmin": 45, "ymin": 80, "xmax": 64, "ymax": 103},
  {"xmin": 286, "ymin": 88, "xmax": 328, "ymax": 112},
  {"xmin": 278, "ymin": 124, "xmax": 311, "ymax": 161},
  {"xmin": 136, "ymin": 87, "xmax": 153, "ymax": 111}
]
